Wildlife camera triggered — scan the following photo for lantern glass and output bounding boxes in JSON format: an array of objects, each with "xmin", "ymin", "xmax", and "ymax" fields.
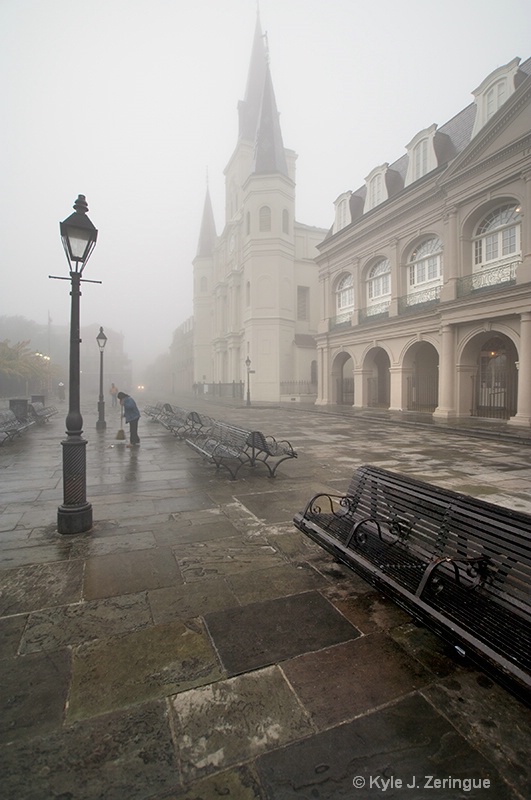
[{"xmin": 96, "ymin": 327, "xmax": 107, "ymax": 352}]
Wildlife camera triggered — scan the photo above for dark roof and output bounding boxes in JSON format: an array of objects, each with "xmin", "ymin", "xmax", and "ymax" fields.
[
  {"xmin": 252, "ymin": 65, "xmax": 288, "ymax": 176},
  {"xmin": 238, "ymin": 14, "xmax": 268, "ymax": 141},
  {"xmin": 294, "ymin": 334, "xmax": 316, "ymax": 347},
  {"xmin": 196, "ymin": 187, "xmax": 217, "ymax": 257},
  {"xmin": 346, "ymin": 56, "xmax": 531, "ymax": 207}
]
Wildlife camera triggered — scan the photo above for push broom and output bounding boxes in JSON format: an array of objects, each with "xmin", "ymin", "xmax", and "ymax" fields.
[{"xmin": 116, "ymin": 408, "xmax": 126, "ymax": 440}]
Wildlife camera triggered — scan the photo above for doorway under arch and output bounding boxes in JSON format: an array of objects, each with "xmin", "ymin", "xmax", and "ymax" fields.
[
  {"xmin": 365, "ymin": 347, "xmax": 390, "ymax": 408},
  {"xmin": 331, "ymin": 352, "xmax": 354, "ymax": 405},
  {"xmin": 403, "ymin": 341, "xmax": 439, "ymax": 412},
  {"xmin": 471, "ymin": 335, "xmax": 518, "ymax": 419}
]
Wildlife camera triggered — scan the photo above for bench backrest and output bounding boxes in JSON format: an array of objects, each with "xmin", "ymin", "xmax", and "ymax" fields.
[
  {"xmin": 165, "ymin": 406, "xmax": 191, "ymax": 424},
  {"xmin": 188, "ymin": 411, "xmax": 212, "ymax": 429},
  {"xmin": 0, "ymin": 410, "xmax": 19, "ymax": 425},
  {"xmin": 246, "ymin": 430, "xmax": 268, "ymax": 452},
  {"xmin": 347, "ymin": 465, "xmax": 531, "ymax": 615},
  {"xmin": 208, "ymin": 421, "xmax": 250, "ymax": 450}
]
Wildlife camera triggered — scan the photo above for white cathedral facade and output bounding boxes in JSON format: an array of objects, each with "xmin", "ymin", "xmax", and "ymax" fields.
[{"xmin": 192, "ymin": 18, "xmax": 326, "ymax": 403}]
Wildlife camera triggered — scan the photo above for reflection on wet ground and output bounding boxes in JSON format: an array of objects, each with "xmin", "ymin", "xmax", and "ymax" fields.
[{"xmin": 1, "ymin": 397, "xmax": 530, "ymax": 798}]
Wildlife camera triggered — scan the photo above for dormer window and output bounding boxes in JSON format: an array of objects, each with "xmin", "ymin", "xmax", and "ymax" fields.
[
  {"xmin": 414, "ymin": 140, "xmax": 427, "ymax": 178},
  {"xmin": 486, "ymin": 81, "xmax": 506, "ymax": 120},
  {"xmin": 333, "ymin": 192, "xmax": 351, "ymax": 234},
  {"xmin": 363, "ymin": 165, "xmax": 389, "ymax": 213},
  {"xmin": 405, "ymin": 125, "xmax": 438, "ymax": 186},
  {"xmin": 471, "ymin": 57, "xmax": 520, "ymax": 137}
]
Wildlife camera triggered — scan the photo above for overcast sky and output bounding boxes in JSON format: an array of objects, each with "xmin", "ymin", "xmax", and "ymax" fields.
[{"xmin": 1, "ymin": 0, "xmax": 530, "ymax": 376}]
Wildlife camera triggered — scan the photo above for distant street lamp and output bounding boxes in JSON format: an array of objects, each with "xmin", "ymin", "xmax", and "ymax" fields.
[
  {"xmin": 53, "ymin": 195, "xmax": 98, "ymax": 535},
  {"xmin": 96, "ymin": 327, "xmax": 107, "ymax": 431},
  {"xmin": 245, "ymin": 356, "xmax": 252, "ymax": 407}
]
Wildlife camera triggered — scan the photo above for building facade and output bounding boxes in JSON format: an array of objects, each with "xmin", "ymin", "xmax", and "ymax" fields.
[
  {"xmin": 169, "ymin": 317, "xmax": 194, "ymax": 395},
  {"xmin": 316, "ymin": 57, "xmax": 531, "ymax": 427},
  {"xmin": 192, "ymin": 16, "xmax": 327, "ymax": 403}
]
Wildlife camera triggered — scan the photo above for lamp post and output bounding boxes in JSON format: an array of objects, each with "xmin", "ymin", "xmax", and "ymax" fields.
[
  {"xmin": 245, "ymin": 356, "xmax": 252, "ymax": 407},
  {"xmin": 96, "ymin": 327, "xmax": 107, "ymax": 431},
  {"xmin": 55, "ymin": 195, "xmax": 98, "ymax": 534}
]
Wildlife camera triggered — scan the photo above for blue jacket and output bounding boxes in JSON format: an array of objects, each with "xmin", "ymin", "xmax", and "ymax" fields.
[{"xmin": 122, "ymin": 396, "xmax": 140, "ymax": 423}]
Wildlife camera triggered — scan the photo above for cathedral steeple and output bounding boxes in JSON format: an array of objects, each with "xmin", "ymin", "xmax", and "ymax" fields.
[
  {"xmin": 196, "ymin": 184, "xmax": 217, "ymax": 257},
  {"xmin": 252, "ymin": 64, "xmax": 288, "ymax": 176},
  {"xmin": 238, "ymin": 12, "xmax": 268, "ymax": 141}
]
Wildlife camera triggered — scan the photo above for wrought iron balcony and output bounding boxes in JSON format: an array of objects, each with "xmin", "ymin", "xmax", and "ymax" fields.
[
  {"xmin": 398, "ymin": 285, "xmax": 441, "ymax": 314},
  {"xmin": 329, "ymin": 312, "xmax": 353, "ymax": 330},
  {"xmin": 359, "ymin": 302, "xmax": 390, "ymax": 324},
  {"xmin": 457, "ymin": 260, "xmax": 519, "ymax": 297}
]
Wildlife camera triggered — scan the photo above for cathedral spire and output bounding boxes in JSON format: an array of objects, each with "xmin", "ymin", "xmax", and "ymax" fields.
[
  {"xmin": 196, "ymin": 183, "xmax": 217, "ymax": 257},
  {"xmin": 252, "ymin": 63, "xmax": 288, "ymax": 176},
  {"xmin": 238, "ymin": 11, "xmax": 268, "ymax": 141}
]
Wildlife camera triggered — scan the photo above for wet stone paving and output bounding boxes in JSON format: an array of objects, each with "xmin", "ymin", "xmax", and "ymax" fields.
[{"xmin": 0, "ymin": 397, "xmax": 530, "ymax": 799}]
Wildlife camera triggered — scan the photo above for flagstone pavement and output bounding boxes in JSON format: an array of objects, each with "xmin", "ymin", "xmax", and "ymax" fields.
[{"xmin": 1, "ymin": 395, "xmax": 530, "ymax": 799}]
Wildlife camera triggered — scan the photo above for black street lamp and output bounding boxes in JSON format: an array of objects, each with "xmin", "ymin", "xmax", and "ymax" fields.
[
  {"xmin": 54, "ymin": 195, "xmax": 98, "ymax": 534},
  {"xmin": 96, "ymin": 326, "xmax": 107, "ymax": 431},
  {"xmin": 245, "ymin": 356, "xmax": 252, "ymax": 407}
]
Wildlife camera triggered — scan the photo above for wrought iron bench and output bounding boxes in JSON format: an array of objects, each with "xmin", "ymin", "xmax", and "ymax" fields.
[
  {"xmin": 143, "ymin": 401, "xmax": 167, "ymax": 421},
  {"xmin": 0, "ymin": 410, "xmax": 35, "ymax": 444},
  {"xmin": 187, "ymin": 421, "xmax": 298, "ymax": 479},
  {"xmin": 29, "ymin": 402, "xmax": 58, "ymax": 424},
  {"xmin": 160, "ymin": 406, "xmax": 213, "ymax": 440},
  {"xmin": 245, "ymin": 430, "xmax": 297, "ymax": 477},
  {"xmin": 293, "ymin": 464, "xmax": 531, "ymax": 702},
  {"xmin": 186, "ymin": 420, "xmax": 252, "ymax": 480}
]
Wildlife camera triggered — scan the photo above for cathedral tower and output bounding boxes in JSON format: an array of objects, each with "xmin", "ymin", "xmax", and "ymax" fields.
[{"xmin": 192, "ymin": 12, "xmax": 326, "ymax": 401}]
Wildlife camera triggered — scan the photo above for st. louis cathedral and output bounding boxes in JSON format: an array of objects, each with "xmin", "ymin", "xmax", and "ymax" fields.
[{"xmin": 191, "ymin": 15, "xmax": 326, "ymax": 402}]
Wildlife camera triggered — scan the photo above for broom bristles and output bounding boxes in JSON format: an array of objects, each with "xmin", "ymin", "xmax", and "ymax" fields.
[{"xmin": 116, "ymin": 409, "xmax": 126, "ymax": 440}]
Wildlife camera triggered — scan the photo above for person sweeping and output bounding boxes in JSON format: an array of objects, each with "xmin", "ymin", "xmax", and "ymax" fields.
[{"xmin": 117, "ymin": 391, "xmax": 141, "ymax": 447}]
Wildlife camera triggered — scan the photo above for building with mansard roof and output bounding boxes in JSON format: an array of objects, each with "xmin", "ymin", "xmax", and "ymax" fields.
[
  {"xmin": 192, "ymin": 16, "xmax": 327, "ymax": 402},
  {"xmin": 316, "ymin": 56, "xmax": 531, "ymax": 427}
]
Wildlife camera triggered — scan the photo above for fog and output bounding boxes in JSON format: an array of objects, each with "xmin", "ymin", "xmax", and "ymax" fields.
[{"xmin": 1, "ymin": 0, "xmax": 530, "ymax": 380}]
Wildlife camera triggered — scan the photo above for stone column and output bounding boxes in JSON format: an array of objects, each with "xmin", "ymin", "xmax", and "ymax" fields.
[
  {"xmin": 388, "ymin": 366, "xmax": 405, "ymax": 411},
  {"xmin": 353, "ymin": 368, "xmax": 371, "ymax": 408},
  {"xmin": 315, "ymin": 345, "xmax": 329, "ymax": 405},
  {"xmin": 321, "ymin": 270, "xmax": 330, "ymax": 322},
  {"xmin": 517, "ymin": 171, "xmax": 531, "ymax": 284},
  {"xmin": 440, "ymin": 206, "xmax": 458, "ymax": 301},
  {"xmin": 508, "ymin": 311, "xmax": 531, "ymax": 427},
  {"xmin": 433, "ymin": 324, "xmax": 456, "ymax": 419},
  {"xmin": 388, "ymin": 237, "xmax": 399, "ymax": 317}
]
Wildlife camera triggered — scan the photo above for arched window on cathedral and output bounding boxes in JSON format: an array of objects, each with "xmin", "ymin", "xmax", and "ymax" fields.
[
  {"xmin": 246, "ymin": 280, "xmax": 251, "ymax": 307},
  {"xmin": 246, "ymin": 211, "xmax": 251, "ymax": 236},
  {"xmin": 200, "ymin": 276, "xmax": 207, "ymax": 293},
  {"xmin": 282, "ymin": 209, "xmax": 289, "ymax": 234},
  {"xmin": 259, "ymin": 205, "xmax": 271, "ymax": 232}
]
